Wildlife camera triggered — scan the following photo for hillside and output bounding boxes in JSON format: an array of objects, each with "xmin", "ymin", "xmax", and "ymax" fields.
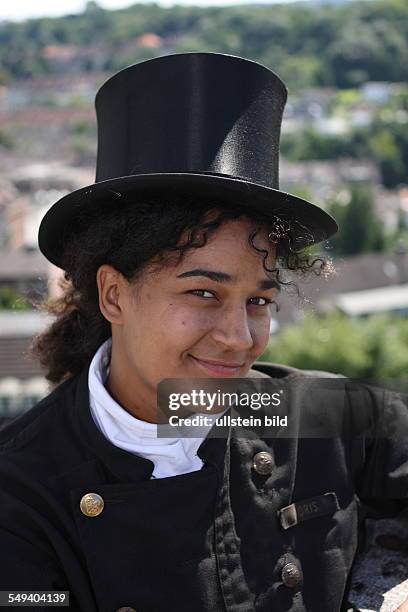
[{"xmin": 0, "ymin": 0, "xmax": 406, "ymax": 91}]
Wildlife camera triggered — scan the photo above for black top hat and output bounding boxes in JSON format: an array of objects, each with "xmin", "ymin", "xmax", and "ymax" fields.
[{"xmin": 38, "ymin": 52, "xmax": 337, "ymax": 268}]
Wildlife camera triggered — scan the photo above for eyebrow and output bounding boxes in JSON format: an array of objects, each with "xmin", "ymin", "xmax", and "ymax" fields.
[{"xmin": 176, "ymin": 268, "xmax": 280, "ymax": 291}]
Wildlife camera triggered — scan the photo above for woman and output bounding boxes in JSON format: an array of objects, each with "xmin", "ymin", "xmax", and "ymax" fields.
[{"xmin": 0, "ymin": 53, "xmax": 407, "ymax": 612}]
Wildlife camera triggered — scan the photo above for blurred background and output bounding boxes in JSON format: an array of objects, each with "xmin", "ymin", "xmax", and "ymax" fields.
[{"xmin": 0, "ymin": 0, "xmax": 407, "ymax": 417}]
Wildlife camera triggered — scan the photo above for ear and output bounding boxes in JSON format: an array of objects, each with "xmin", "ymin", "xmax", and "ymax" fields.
[{"xmin": 96, "ymin": 264, "xmax": 129, "ymax": 325}]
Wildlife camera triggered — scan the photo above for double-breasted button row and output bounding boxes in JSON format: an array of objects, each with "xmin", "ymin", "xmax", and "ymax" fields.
[
  {"xmin": 281, "ymin": 562, "xmax": 302, "ymax": 588},
  {"xmin": 252, "ymin": 451, "xmax": 275, "ymax": 475},
  {"xmin": 79, "ymin": 493, "xmax": 104, "ymax": 517}
]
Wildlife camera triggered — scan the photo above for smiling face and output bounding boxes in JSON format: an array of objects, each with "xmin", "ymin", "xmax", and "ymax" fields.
[{"xmin": 97, "ymin": 216, "xmax": 279, "ymax": 422}]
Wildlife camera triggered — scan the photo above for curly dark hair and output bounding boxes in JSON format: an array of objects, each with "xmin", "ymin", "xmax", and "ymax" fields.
[{"xmin": 29, "ymin": 194, "xmax": 332, "ymax": 385}]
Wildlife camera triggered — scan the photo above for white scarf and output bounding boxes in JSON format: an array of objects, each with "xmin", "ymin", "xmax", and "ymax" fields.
[{"xmin": 88, "ymin": 338, "xmax": 223, "ymax": 479}]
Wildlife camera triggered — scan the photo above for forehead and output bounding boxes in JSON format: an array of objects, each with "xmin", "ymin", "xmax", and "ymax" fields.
[
  {"xmin": 186, "ymin": 217, "xmax": 271, "ymax": 252},
  {"xmin": 141, "ymin": 216, "xmax": 276, "ymax": 283},
  {"xmin": 153, "ymin": 220, "xmax": 275, "ymax": 279},
  {"xmin": 185, "ymin": 218, "xmax": 273, "ymax": 258}
]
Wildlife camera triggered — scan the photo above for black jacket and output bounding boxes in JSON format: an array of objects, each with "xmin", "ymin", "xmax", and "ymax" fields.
[{"xmin": 0, "ymin": 359, "xmax": 407, "ymax": 612}]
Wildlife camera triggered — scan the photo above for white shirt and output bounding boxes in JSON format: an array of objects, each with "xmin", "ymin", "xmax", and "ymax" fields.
[{"xmin": 88, "ymin": 338, "xmax": 224, "ymax": 479}]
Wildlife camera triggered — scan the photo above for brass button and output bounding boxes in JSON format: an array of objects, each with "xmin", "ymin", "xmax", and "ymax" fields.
[
  {"xmin": 252, "ymin": 451, "xmax": 275, "ymax": 475},
  {"xmin": 115, "ymin": 608, "xmax": 136, "ymax": 612},
  {"xmin": 79, "ymin": 492, "xmax": 104, "ymax": 517},
  {"xmin": 281, "ymin": 562, "xmax": 302, "ymax": 588}
]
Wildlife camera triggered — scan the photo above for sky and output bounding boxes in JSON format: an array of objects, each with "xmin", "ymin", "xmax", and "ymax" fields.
[{"xmin": 0, "ymin": 0, "xmax": 297, "ymax": 21}]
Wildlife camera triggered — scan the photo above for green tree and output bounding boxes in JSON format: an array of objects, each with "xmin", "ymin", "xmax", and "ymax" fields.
[
  {"xmin": 281, "ymin": 129, "xmax": 349, "ymax": 161},
  {"xmin": 260, "ymin": 312, "xmax": 408, "ymax": 381},
  {"xmin": 0, "ymin": 287, "xmax": 29, "ymax": 310},
  {"xmin": 0, "ymin": 129, "xmax": 13, "ymax": 149},
  {"xmin": 0, "ymin": 0, "xmax": 407, "ymax": 87},
  {"xmin": 366, "ymin": 120, "xmax": 408, "ymax": 188},
  {"xmin": 328, "ymin": 183, "xmax": 385, "ymax": 256}
]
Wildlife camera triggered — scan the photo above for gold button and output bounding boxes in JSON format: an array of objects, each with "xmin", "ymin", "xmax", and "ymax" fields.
[
  {"xmin": 80, "ymin": 492, "xmax": 104, "ymax": 517},
  {"xmin": 252, "ymin": 451, "xmax": 275, "ymax": 475}
]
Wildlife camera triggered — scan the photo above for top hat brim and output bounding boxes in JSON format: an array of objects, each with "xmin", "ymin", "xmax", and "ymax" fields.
[{"xmin": 38, "ymin": 172, "xmax": 338, "ymax": 269}]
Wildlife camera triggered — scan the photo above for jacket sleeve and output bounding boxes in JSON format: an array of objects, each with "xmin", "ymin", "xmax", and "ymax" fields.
[
  {"xmin": 0, "ymin": 528, "xmax": 82, "ymax": 611},
  {"xmin": 0, "ymin": 471, "xmax": 83, "ymax": 611},
  {"xmin": 354, "ymin": 386, "xmax": 408, "ymax": 518},
  {"xmin": 0, "ymin": 527, "xmax": 67, "ymax": 588}
]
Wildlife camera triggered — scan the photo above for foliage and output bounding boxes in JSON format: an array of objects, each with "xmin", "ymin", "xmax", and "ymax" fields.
[
  {"xmin": 0, "ymin": 287, "xmax": 29, "ymax": 310},
  {"xmin": 0, "ymin": 0, "xmax": 406, "ymax": 90},
  {"xmin": 353, "ymin": 118, "xmax": 408, "ymax": 188},
  {"xmin": 0, "ymin": 129, "xmax": 14, "ymax": 149},
  {"xmin": 281, "ymin": 115, "xmax": 408, "ymax": 189},
  {"xmin": 260, "ymin": 312, "xmax": 408, "ymax": 381},
  {"xmin": 328, "ymin": 183, "xmax": 385, "ymax": 256},
  {"xmin": 70, "ymin": 119, "xmax": 96, "ymax": 136},
  {"xmin": 281, "ymin": 128, "xmax": 351, "ymax": 161}
]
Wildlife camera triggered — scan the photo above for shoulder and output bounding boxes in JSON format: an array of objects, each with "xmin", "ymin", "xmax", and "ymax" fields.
[
  {"xmin": 250, "ymin": 360, "xmax": 345, "ymax": 379},
  {"xmin": 0, "ymin": 373, "xmax": 85, "ymax": 482},
  {"xmin": 0, "ymin": 376, "xmax": 73, "ymax": 449}
]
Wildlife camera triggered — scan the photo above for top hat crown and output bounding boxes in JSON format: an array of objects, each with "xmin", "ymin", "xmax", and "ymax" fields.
[{"xmin": 38, "ymin": 52, "xmax": 337, "ymax": 268}]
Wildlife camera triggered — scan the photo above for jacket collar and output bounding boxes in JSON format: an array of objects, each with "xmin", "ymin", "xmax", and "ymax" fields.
[
  {"xmin": 71, "ymin": 358, "xmax": 231, "ymax": 484},
  {"xmin": 70, "ymin": 357, "xmax": 299, "ymax": 484}
]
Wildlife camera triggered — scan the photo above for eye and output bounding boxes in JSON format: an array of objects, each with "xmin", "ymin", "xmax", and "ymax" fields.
[
  {"xmin": 188, "ymin": 289, "xmax": 215, "ymax": 299},
  {"xmin": 249, "ymin": 297, "xmax": 274, "ymax": 306}
]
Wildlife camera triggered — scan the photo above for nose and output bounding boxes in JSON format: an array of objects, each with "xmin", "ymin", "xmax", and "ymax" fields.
[{"xmin": 210, "ymin": 304, "xmax": 254, "ymax": 352}]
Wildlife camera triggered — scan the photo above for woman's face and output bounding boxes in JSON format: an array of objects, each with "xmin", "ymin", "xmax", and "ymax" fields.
[{"xmin": 97, "ymin": 217, "xmax": 279, "ymax": 420}]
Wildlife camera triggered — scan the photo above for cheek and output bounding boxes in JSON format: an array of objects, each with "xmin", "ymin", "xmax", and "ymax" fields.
[
  {"xmin": 252, "ymin": 317, "xmax": 272, "ymax": 349},
  {"xmin": 122, "ymin": 301, "xmax": 211, "ymax": 355},
  {"xmin": 162, "ymin": 305, "xmax": 215, "ymax": 340}
]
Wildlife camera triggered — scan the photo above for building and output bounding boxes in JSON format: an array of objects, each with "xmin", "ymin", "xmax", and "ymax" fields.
[
  {"xmin": 271, "ymin": 250, "xmax": 408, "ymax": 330},
  {"xmin": 0, "ymin": 311, "xmax": 53, "ymax": 424}
]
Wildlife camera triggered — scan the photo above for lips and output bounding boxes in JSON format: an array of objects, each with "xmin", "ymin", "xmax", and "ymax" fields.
[
  {"xmin": 190, "ymin": 355, "xmax": 245, "ymax": 376},
  {"xmin": 193, "ymin": 357, "xmax": 245, "ymax": 367}
]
